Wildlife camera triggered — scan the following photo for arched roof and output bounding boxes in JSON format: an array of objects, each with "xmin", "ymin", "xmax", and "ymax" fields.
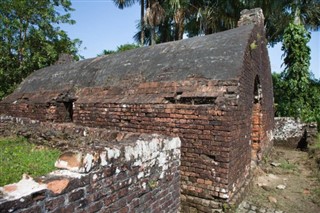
[{"xmin": 15, "ymin": 24, "xmax": 254, "ymax": 94}]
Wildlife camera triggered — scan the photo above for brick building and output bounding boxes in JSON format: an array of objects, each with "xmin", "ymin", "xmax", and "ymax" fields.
[{"xmin": 0, "ymin": 8, "xmax": 274, "ymax": 212}]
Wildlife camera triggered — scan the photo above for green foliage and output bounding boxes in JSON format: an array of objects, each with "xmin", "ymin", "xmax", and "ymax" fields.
[
  {"xmin": 272, "ymin": 19, "xmax": 320, "ymax": 126},
  {"xmin": 282, "ymin": 23, "xmax": 311, "ymax": 87},
  {"xmin": 273, "ymin": 72, "xmax": 320, "ymax": 125},
  {"xmin": 148, "ymin": 179, "xmax": 158, "ymax": 189},
  {"xmin": 99, "ymin": 43, "xmax": 140, "ymax": 56},
  {"xmin": 250, "ymin": 40, "xmax": 258, "ymax": 50},
  {"xmin": 117, "ymin": 43, "xmax": 140, "ymax": 52},
  {"xmin": 279, "ymin": 160, "xmax": 297, "ymax": 171},
  {"xmin": 0, "ymin": 0, "xmax": 81, "ymax": 99},
  {"xmin": 312, "ymin": 133, "xmax": 320, "ymax": 149},
  {"xmin": 125, "ymin": 1, "xmax": 320, "ymax": 46},
  {"xmin": 0, "ymin": 137, "xmax": 61, "ymax": 186}
]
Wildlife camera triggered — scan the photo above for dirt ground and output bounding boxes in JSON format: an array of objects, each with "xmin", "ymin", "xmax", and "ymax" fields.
[{"xmin": 240, "ymin": 146, "xmax": 320, "ymax": 213}]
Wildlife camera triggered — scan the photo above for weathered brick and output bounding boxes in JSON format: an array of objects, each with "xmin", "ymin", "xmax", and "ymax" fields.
[
  {"xmin": 68, "ymin": 189, "xmax": 84, "ymax": 202},
  {"xmin": 45, "ymin": 196, "xmax": 65, "ymax": 211}
]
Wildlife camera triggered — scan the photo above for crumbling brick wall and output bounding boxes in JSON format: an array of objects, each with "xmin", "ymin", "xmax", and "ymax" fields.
[
  {"xmin": 274, "ymin": 117, "xmax": 317, "ymax": 149},
  {"xmin": 0, "ymin": 117, "xmax": 180, "ymax": 213},
  {"xmin": 227, "ymin": 8, "xmax": 275, "ymax": 205},
  {"xmin": 70, "ymin": 80, "xmax": 240, "ymax": 211}
]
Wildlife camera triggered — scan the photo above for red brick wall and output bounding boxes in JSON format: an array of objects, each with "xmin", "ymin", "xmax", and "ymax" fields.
[
  {"xmin": 0, "ymin": 63, "xmax": 274, "ymax": 212},
  {"xmin": 60, "ymin": 80, "xmax": 241, "ymax": 211},
  {"xmin": 227, "ymin": 23, "xmax": 274, "ymax": 204},
  {"xmin": 0, "ymin": 117, "xmax": 180, "ymax": 213}
]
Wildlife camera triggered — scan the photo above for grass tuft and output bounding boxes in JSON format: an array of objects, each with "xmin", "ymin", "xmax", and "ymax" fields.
[
  {"xmin": 0, "ymin": 137, "xmax": 61, "ymax": 186},
  {"xmin": 279, "ymin": 160, "xmax": 297, "ymax": 171}
]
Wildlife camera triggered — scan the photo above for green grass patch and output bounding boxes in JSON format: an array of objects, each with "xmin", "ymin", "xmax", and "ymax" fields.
[
  {"xmin": 0, "ymin": 137, "xmax": 61, "ymax": 186},
  {"xmin": 313, "ymin": 133, "xmax": 320, "ymax": 149},
  {"xmin": 279, "ymin": 160, "xmax": 297, "ymax": 171}
]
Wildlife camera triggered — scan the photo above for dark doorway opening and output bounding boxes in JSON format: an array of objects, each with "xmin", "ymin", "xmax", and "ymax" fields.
[{"xmin": 63, "ymin": 101, "xmax": 73, "ymax": 122}]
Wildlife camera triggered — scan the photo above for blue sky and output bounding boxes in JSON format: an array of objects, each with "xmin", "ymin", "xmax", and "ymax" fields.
[{"xmin": 61, "ymin": 1, "xmax": 319, "ymax": 78}]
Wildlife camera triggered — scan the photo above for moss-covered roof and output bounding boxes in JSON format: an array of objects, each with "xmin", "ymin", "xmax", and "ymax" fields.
[{"xmin": 15, "ymin": 24, "xmax": 254, "ymax": 94}]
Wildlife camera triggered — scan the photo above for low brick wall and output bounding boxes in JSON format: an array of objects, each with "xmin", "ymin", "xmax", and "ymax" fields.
[
  {"xmin": 0, "ymin": 116, "xmax": 181, "ymax": 213},
  {"xmin": 274, "ymin": 117, "xmax": 317, "ymax": 149}
]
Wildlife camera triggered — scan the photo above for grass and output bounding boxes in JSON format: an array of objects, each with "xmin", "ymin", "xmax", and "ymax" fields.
[
  {"xmin": 279, "ymin": 160, "xmax": 297, "ymax": 171},
  {"xmin": 313, "ymin": 133, "xmax": 320, "ymax": 149},
  {"xmin": 0, "ymin": 137, "xmax": 61, "ymax": 186}
]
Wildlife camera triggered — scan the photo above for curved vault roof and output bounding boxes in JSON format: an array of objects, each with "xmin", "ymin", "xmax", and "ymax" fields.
[{"xmin": 16, "ymin": 24, "xmax": 254, "ymax": 94}]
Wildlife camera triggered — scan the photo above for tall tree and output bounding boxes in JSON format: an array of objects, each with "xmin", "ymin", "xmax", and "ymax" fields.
[
  {"xmin": 185, "ymin": 0, "xmax": 244, "ymax": 36},
  {"xmin": 183, "ymin": 0, "xmax": 320, "ymax": 45},
  {"xmin": 168, "ymin": 0, "xmax": 189, "ymax": 40},
  {"xmin": 246, "ymin": 0, "xmax": 320, "ymax": 45},
  {"xmin": 145, "ymin": 0, "xmax": 166, "ymax": 45},
  {"xmin": 278, "ymin": 9, "xmax": 311, "ymax": 119},
  {"xmin": 0, "ymin": 0, "xmax": 81, "ymax": 99}
]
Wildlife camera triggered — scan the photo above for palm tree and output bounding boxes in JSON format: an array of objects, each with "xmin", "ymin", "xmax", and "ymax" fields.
[
  {"xmin": 112, "ymin": 0, "xmax": 135, "ymax": 9},
  {"xmin": 184, "ymin": 0, "xmax": 245, "ymax": 36},
  {"xmin": 183, "ymin": 0, "xmax": 319, "ymax": 45},
  {"xmin": 240, "ymin": 0, "xmax": 320, "ymax": 45},
  {"xmin": 167, "ymin": 0, "xmax": 189, "ymax": 40},
  {"xmin": 145, "ymin": 0, "xmax": 166, "ymax": 45}
]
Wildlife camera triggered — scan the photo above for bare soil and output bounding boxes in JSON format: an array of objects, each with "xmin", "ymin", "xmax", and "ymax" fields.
[{"xmin": 243, "ymin": 146, "xmax": 320, "ymax": 213}]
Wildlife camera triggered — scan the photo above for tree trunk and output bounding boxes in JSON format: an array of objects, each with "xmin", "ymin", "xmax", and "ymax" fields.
[
  {"xmin": 151, "ymin": 27, "xmax": 156, "ymax": 45},
  {"xmin": 174, "ymin": 8, "xmax": 185, "ymax": 40},
  {"xmin": 140, "ymin": 0, "xmax": 145, "ymax": 45}
]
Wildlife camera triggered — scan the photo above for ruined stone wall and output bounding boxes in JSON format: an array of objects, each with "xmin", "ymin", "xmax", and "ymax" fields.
[
  {"xmin": 0, "ymin": 90, "xmax": 72, "ymax": 123},
  {"xmin": 0, "ymin": 117, "xmax": 180, "ymax": 213},
  {"xmin": 274, "ymin": 117, "xmax": 317, "ymax": 149}
]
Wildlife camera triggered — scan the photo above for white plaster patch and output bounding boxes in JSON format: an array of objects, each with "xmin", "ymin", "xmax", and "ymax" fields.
[
  {"xmin": 83, "ymin": 129, "xmax": 88, "ymax": 137},
  {"xmin": 93, "ymin": 174, "xmax": 98, "ymax": 181},
  {"xmin": 142, "ymin": 182, "xmax": 147, "ymax": 190},
  {"xmin": 274, "ymin": 117, "xmax": 304, "ymax": 141},
  {"xmin": 0, "ymin": 175, "xmax": 47, "ymax": 200},
  {"xmin": 100, "ymin": 151, "xmax": 108, "ymax": 166},
  {"xmin": 82, "ymin": 153, "xmax": 94, "ymax": 173},
  {"xmin": 164, "ymin": 137, "xmax": 181, "ymax": 151},
  {"xmin": 115, "ymin": 167, "xmax": 120, "ymax": 174},
  {"xmin": 124, "ymin": 135, "xmax": 181, "ymax": 180},
  {"xmin": 106, "ymin": 147, "xmax": 120, "ymax": 160},
  {"xmin": 55, "ymin": 159, "xmax": 69, "ymax": 168},
  {"xmin": 133, "ymin": 160, "xmax": 142, "ymax": 167},
  {"xmin": 158, "ymin": 152, "xmax": 167, "ymax": 179},
  {"xmin": 49, "ymin": 170, "xmax": 85, "ymax": 178},
  {"xmin": 137, "ymin": 172, "xmax": 144, "ymax": 179},
  {"xmin": 267, "ymin": 130, "xmax": 274, "ymax": 141},
  {"xmin": 220, "ymin": 188, "xmax": 227, "ymax": 193},
  {"xmin": 220, "ymin": 193, "xmax": 229, "ymax": 199}
]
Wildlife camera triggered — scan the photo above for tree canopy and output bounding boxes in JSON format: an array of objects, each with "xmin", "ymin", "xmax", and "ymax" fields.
[
  {"xmin": 113, "ymin": 0, "xmax": 320, "ymax": 46},
  {"xmin": 99, "ymin": 43, "xmax": 140, "ymax": 56},
  {"xmin": 273, "ymin": 12, "xmax": 320, "ymax": 126},
  {"xmin": 0, "ymin": 0, "xmax": 81, "ymax": 99}
]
